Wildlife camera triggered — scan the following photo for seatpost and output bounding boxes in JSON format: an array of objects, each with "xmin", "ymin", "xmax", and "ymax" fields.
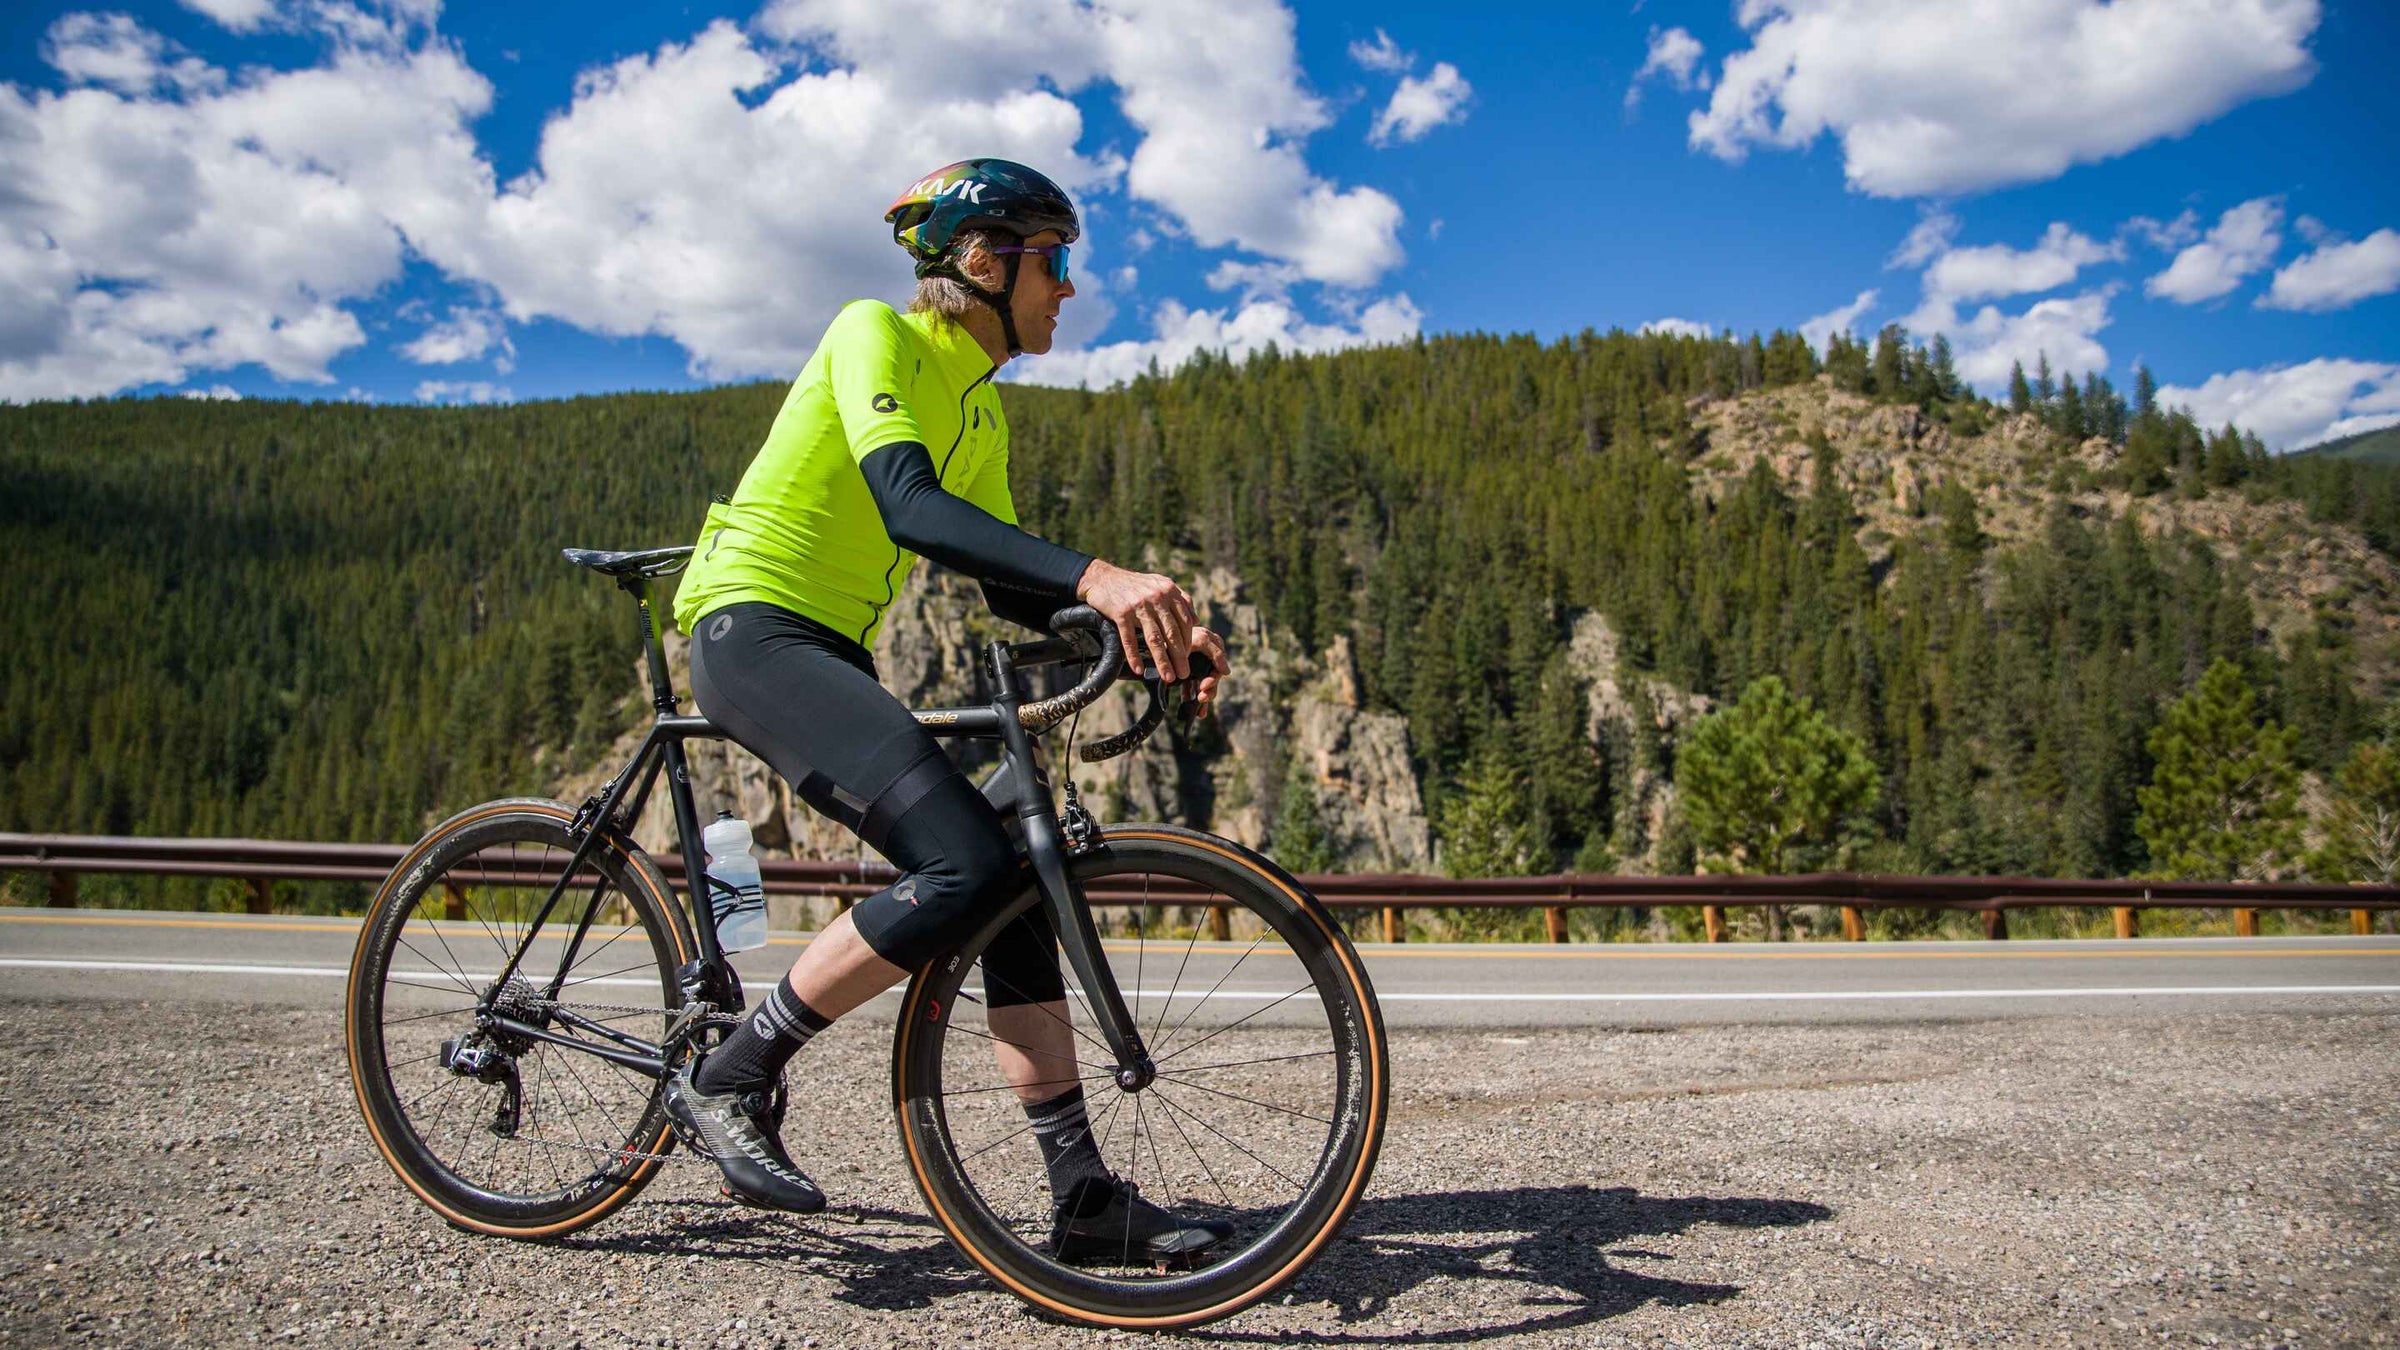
[
  {"xmin": 621, "ymin": 575, "xmax": 680, "ymax": 714},
  {"xmin": 984, "ymin": 640, "xmax": 1154, "ymax": 1088}
]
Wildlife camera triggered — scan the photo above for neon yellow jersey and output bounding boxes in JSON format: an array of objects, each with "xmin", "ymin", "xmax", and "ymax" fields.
[{"xmin": 673, "ymin": 301, "xmax": 1010, "ymax": 648}]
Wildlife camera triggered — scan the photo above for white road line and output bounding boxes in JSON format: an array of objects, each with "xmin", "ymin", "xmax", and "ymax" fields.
[{"xmin": 3, "ymin": 958, "xmax": 2397, "ymax": 1002}]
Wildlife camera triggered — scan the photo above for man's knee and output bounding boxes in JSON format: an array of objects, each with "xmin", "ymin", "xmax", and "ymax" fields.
[{"xmin": 848, "ymin": 773, "xmax": 1024, "ymax": 969}]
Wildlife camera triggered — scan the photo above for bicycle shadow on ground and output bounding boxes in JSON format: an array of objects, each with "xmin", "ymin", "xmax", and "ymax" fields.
[
  {"xmin": 568, "ymin": 1198, "xmax": 983, "ymax": 1313},
  {"xmin": 1206, "ymin": 1183, "xmax": 1835, "ymax": 1344},
  {"xmin": 572, "ymin": 1183, "xmax": 1828, "ymax": 1338}
]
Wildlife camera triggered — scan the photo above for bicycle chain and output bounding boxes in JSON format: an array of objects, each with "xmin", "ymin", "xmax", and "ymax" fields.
[{"xmin": 461, "ymin": 998, "xmax": 740, "ymax": 1169}]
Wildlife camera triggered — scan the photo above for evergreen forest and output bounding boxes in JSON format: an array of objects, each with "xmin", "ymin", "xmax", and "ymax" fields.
[{"xmin": 7, "ymin": 323, "xmax": 2400, "ymax": 911}]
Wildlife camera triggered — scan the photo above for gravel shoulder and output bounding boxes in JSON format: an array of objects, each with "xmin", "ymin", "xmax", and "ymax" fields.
[{"xmin": 1, "ymin": 997, "xmax": 2393, "ymax": 1349}]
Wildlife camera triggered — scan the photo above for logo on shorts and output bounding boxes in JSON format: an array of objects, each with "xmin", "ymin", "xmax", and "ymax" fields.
[
  {"xmin": 871, "ymin": 392, "xmax": 899, "ymax": 414},
  {"xmin": 892, "ymin": 878, "xmax": 919, "ymax": 906},
  {"xmin": 708, "ymin": 614, "xmax": 733, "ymax": 641}
]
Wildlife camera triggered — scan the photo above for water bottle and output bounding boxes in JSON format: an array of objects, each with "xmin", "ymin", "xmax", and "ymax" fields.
[{"xmin": 702, "ymin": 811, "xmax": 768, "ymax": 952}]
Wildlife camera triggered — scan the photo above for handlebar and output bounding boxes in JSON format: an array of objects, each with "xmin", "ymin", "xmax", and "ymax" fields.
[{"xmin": 1012, "ymin": 605, "xmax": 1214, "ymax": 749}]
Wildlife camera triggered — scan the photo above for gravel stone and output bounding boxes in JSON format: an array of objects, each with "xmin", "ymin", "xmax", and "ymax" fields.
[{"xmin": 0, "ymin": 998, "xmax": 2391, "ymax": 1348}]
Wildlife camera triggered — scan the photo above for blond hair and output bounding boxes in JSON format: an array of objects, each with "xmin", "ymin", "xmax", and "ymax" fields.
[{"xmin": 905, "ymin": 228, "xmax": 1008, "ymax": 322}]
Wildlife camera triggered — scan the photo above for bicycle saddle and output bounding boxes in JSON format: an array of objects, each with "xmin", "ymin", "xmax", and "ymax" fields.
[{"xmin": 561, "ymin": 545, "xmax": 694, "ymax": 579}]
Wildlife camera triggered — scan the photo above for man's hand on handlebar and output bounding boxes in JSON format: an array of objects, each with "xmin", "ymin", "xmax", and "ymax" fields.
[
  {"xmin": 1075, "ymin": 558, "xmax": 1197, "ymax": 683},
  {"xmin": 1184, "ymin": 626, "xmax": 1226, "ymax": 717}
]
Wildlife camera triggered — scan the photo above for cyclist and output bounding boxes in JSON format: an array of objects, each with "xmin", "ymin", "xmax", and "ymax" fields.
[{"xmin": 665, "ymin": 158, "xmax": 1231, "ymax": 1265}]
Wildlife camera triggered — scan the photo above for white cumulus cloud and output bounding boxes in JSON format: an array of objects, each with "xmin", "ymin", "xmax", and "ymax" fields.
[
  {"xmin": 1888, "ymin": 220, "xmax": 2124, "ymax": 392},
  {"xmin": 1625, "ymin": 26, "xmax": 1706, "ymax": 113},
  {"xmin": 399, "ymin": 305, "xmax": 511, "ymax": 366},
  {"xmin": 1689, "ymin": 0, "xmax": 2321, "ymax": 197},
  {"xmin": 1641, "ymin": 317, "xmax": 1714, "ymax": 339},
  {"xmin": 1886, "ymin": 209, "xmax": 1958, "ymax": 270},
  {"xmin": 1024, "ymin": 293, "xmax": 1421, "ymax": 390},
  {"xmin": 1799, "ymin": 288, "xmax": 1877, "ymax": 355},
  {"xmin": 4, "ymin": 0, "xmax": 1416, "ymax": 399},
  {"xmin": 2146, "ymin": 198, "xmax": 2283, "ymax": 304},
  {"xmin": 1922, "ymin": 222, "xmax": 2121, "ymax": 304},
  {"xmin": 2260, "ymin": 228, "xmax": 2400, "ymax": 313},
  {"xmin": 1370, "ymin": 62, "xmax": 1471, "ymax": 147},
  {"xmin": 2158, "ymin": 359, "xmax": 2400, "ymax": 450},
  {"xmin": 414, "ymin": 377, "xmax": 511, "ymax": 404},
  {"xmin": 1347, "ymin": 28, "xmax": 1409, "ymax": 75},
  {"xmin": 0, "ymin": 7, "xmax": 488, "ymax": 400}
]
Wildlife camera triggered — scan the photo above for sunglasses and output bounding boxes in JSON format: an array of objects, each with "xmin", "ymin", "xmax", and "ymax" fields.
[{"xmin": 990, "ymin": 243, "xmax": 1071, "ymax": 285}]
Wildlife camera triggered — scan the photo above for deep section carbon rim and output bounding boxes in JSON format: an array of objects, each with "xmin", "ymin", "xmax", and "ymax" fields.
[
  {"xmin": 896, "ymin": 827, "xmax": 1386, "ymax": 1327},
  {"xmin": 346, "ymin": 800, "xmax": 689, "ymax": 1236}
]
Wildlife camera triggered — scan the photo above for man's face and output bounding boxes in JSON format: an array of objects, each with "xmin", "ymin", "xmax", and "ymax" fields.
[{"xmin": 1007, "ymin": 228, "xmax": 1074, "ymax": 355}]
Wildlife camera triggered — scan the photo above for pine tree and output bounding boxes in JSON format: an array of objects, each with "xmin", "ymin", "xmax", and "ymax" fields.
[
  {"xmin": 1677, "ymin": 676, "xmax": 1877, "ymax": 936},
  {"xmin": 2133, "ymin": 365, "xmax": 2159, "ymax": 422},
  {"xmin": 1439, "ymin": 740, "xmax": 1541, "ymax": 879},
  {"xmin": 1929, "ymin": 334, "xmax": 1961, "ymax": 401},
  {"xmin": 2008, "ymin": 361, "xmax": 2033, "ymax": 415},
  {"xmin": 1272, "ymin": 753, "xmax": 1340, "ymax": 875},
  {"xmin": 2135, "ymin": 659, "xmax": 2303, "ymax": 880},
  {"xmin": 2310, "ymin": 742, "xmax": 2400, "ymax": 883}
]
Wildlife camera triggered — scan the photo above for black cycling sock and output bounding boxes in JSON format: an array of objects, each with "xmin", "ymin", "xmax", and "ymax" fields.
[
  {"xmin": 695, "ymin": 973, "xmax": 831, "ymax": 1095},
  {"xmin": 1025, "ymin": 1086, "xmax": 1111, "ymax": 1206}
]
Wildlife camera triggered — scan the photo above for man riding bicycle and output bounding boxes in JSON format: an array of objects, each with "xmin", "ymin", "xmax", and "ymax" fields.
[{"xmin": 665, "ymin": 159, "xmax": 1231, "ymax": 1265}]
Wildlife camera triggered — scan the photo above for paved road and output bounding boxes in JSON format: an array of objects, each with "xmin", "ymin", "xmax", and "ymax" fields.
[{"xmin": 5, "ymin": 905, "xmax": 2396, "ymax": 1025}]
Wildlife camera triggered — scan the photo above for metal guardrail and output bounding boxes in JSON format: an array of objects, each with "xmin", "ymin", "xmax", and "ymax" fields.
[{"xmin": 3, "ymin": 831, "xmax": 2395, "ymax": 942}]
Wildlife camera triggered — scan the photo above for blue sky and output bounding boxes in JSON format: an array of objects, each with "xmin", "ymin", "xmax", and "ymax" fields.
[{"xmin": 2, "ymin": 0, "xmax": 2394, "ymax": 447}]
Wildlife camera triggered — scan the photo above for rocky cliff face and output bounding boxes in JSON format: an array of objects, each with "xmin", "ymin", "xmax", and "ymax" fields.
[{"xmin": 1691, "ymin": 378, "xmax": 2400, "ymax": 688}]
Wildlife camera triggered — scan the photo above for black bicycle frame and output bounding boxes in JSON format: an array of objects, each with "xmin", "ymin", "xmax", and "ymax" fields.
[{"xmin": 477, "ymin": 569, "xmax": 1156, "ymax": 1090}]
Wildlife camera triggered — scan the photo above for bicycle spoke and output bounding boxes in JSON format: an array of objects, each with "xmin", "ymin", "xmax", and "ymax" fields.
[
  {"xmin": 1146, "ymin": 1086, "xmax": 1304, "ymax": 1192},
  {"xmin": 1131, "ymin": 874, "xmax": 1148, "ymax": 1044},
  {"xmin": 1153, "ymin": 985, "xmax": 1315, "ymax": 1067},
  {"xmin": 1147, "ymin": 1073, "xmax": 1330, "ymax": 1126},
  {"xmin": 936, "ymin": 1070, "xmax": 1112, "ymax": 1100},
  {"xmin": 941, "ymin": 1020, "xmax": 1116, "ymax": 1077},
  {"xmin": 1158, "ymin": 1048, "xmax": 1335, "ymax": 1077},
  {"xmin": 380, "ymin": 1004, "xmax": 480, "ymax": 1029},
  {"xmin": 1152, "ymin": 930, "xmax": 1272, "ymax": 1062},
  {"xmin": 976, "ymin": 966, "xmax": 1118, "ymax": 1061},
  {"xmin": 1155, "ymin": 1082, "xmax": 1235, "ymax": 1211},
  {"xmin": 394, "ymin": 935, "xmax": 480, "ymax": 999},
  {"xmin": 1148, "ymin": 887, "xmax": 1211, "ymax": 1045}
]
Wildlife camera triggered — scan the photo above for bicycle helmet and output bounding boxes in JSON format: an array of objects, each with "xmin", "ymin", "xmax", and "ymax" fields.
[{"xmin": 885, "ymin": 158, "xmax": 1079, "ymax": 355}]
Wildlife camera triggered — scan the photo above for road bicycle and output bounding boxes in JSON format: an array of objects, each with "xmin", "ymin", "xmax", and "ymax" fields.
[{"xmin": 343, "ymin": 544, "xmax": 1388, "ymax": 1329}]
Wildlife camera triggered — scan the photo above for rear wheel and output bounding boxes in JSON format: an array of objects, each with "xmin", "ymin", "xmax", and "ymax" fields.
[
  {"xmin": 894, "ymin": 825, "xmax": 1387, "ymax": 1329},
  {"xmin": 345, "ymin": 798, "xmax": 693, "ymax": 1238}
]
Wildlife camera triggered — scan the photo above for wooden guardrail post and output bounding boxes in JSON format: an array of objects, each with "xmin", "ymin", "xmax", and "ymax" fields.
[
  {"xmin": 1209, "ymin": 904, "xmax": 1231, "ymax": 941},
  {"xmin": 442, "ymin": 882, "xmax": 467, "ymax": 922},
  {"xmin": 1982, "ymin": 908, "xmax": 2009, "ymax": 940},
  {"xmin": 242, "ymin": 877, "xmax": 273, "ymax": 915},
  {"xmin": 1381, "ymin": 906, "xmax": 1404, "ymax": 943},
  {"xmin": 1841, "ymin": 905, "xmax": 1866, "ymax": 941},
  {"xmin": 2232, "ymin": 907, "xmax": 2259, "ymax": 937},
  {"xmin": 1544, "ymin": 906, "xmax": 1568, "ymax": 943},
  {"xmin": 47, "ymin": 872, "xmax": 76, "ymax": 907},
  {"xmin": 2357, "ymin": 908, "xmax": 2375, "ymax": 936},
  {"xmin": 1702, "ymin": 905, "xmax": 1727, "ymax": 943},
  {"xmin": 2113, "ymin": 906, "xmax": 2138, "ymax": 939}
]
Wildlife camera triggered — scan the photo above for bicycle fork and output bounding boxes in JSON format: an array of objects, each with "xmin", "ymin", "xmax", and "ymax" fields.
[{"xmin": 987, "ymin": 642, "xmax": 1156, "ymax": 1092}]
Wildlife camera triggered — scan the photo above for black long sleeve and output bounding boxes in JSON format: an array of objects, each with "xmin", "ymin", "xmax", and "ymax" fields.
[
  {"xmin": 858, "ymin": 440, "xmax": 1092, "ymax": 623},
  {"xmin": 978, "ymin": 576, "xmax": 1079, "ymax": 634}
]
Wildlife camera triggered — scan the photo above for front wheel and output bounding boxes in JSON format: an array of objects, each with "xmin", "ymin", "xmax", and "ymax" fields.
[{"xmin": 893, "ymin": 825, "xmax": 1388, "ymax": 1329}]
